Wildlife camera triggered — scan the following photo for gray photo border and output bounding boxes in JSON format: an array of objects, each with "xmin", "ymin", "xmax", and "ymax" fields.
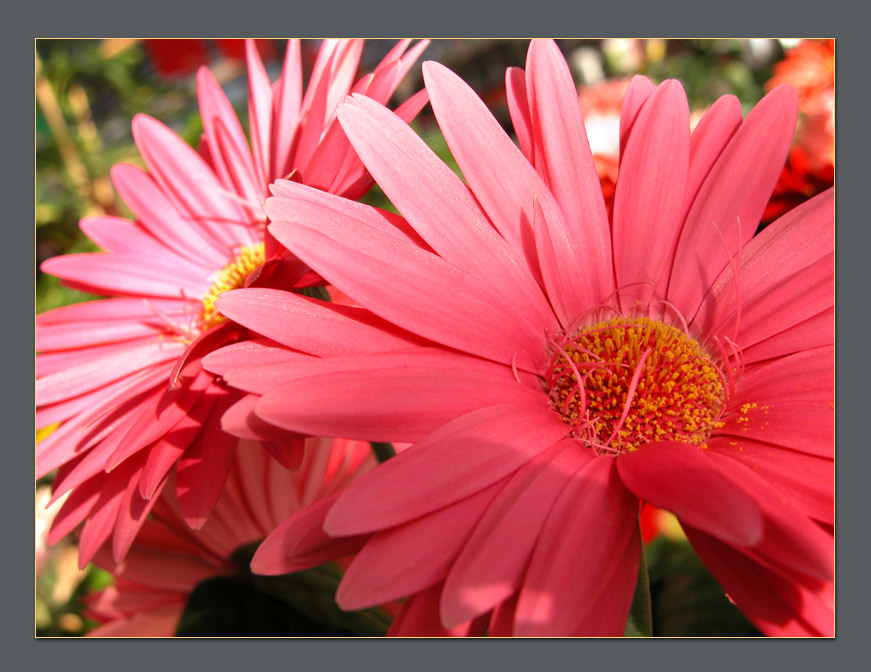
[{"xmin": 13, "ymin": 0, "xmax": 863, "ymax": 669}]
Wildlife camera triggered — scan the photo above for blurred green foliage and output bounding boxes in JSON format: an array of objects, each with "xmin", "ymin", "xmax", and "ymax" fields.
[
  {"xmin": 176, "ymin": 546, "xmax": 392, "ymax": 637},
  {"xmin": 35, "ymin": 558, "xmax": 112, "ymax": 637},
  {"xmin": 647, "ymin": 536, "xmax": 762, "ymax": 637}
]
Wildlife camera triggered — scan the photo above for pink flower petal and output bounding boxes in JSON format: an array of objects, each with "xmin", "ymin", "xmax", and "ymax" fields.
[
  {"xmin": 36, "ymin": 369, "xmax": 169, "ymax": 479},
  {"xmin": 219, "ymin": 394, "xmax": 303, "ymax": 443},
  {"xmin": 77, "ymin": 459, "xmax": 140, "ymax": 567},
  {"xmin": 422, "ymin": 59, "xmax": 606, "ymax": 322},
  {"xmin": 682, "ymin": 94, "xmax": 743, "ymax": 221},
  {"xmin": 489, "ymin": 593, "xmax": 519, "ymax": 637},
  {"xmin": 702, "ymin": 451, "xmax": 833, "ymax": 582},
  {"xmin": 47, "ymin": 475, "xmax": 103, "ymax": 546},
  {"xmin": 139, "ymin": 388, "xmax": 221, "ymax": 499},
  {"xmin": 36, "ymin": 295, "xmax": 191, "ymax": 328},
  {"xmin": 668, "ymin": 85, "xmax": 798, "ymax": 318},
  {"xmin": 112, "ymin": 467, "xmax": 167, "ymax": 562},
  {"xmin": 706, "ymin": 436, "xmax": 833, "ymax": 525},
  {"xmin": 296, "ymin": 40, "xmax": 339, "ymax": 121},
  {"xmin": 616, "ymin": 440, "xmax": 763, "ymax": 546},
  {"xmin": 244, "ymin": 39, "xmax": 274, "ymax": 188},
  {"xmin": 109, "ymin": 163, "xmax": 228, "ymax": 267},
  {"xmin": 103, "ymin": 370, "xmax": 215, "ymax": 471},
  {"xmin": 389, "ymin": 583, "xmax": 488, "ymax": 637},
  {"xmin": 270, "ymin": 39, "xmax": 302, "ymax": 180},
  {"xmin": 618, "ymin": 75, "xmax": 655, "ymax": 159},
  {"xmin": 335, "ymin": 482, "xmax": 505, "ymax": 611},
  {"xmin": 87, "ymin": 604, "xmax": 184, "ymax": 638},
  {"xmin": 718, "ymin": 400, "xmax": 833, "ymax": 458},
  {"xmin": 418, "ymin": 60, "xmax": 554, "ymax": 267},
  {"xmin": 37, "ymin": 340, "xmax": 152, "ymax": 378},
  {"xmin": 215, "ymin": 287, "xmax": 428, "ymax": 356},
  {"xmin": 505, "ymin": 67, "xmax": 533, "ymax": 161},
  {"xmin": 251, "ymin": 494, "xmax": 368, "ymax": 576},
  {"xmin": 36, "ymin": 341, "xmax": 182, "ymax": 407},
  {"xmin": 440, "ymin": 439, "xmax": 593, "ymax": 626},
  {"xmin": 373, "ymin": 40, "xmax": 430, "ymax": 105},
  {"xmin": 525, "ymin": 40, "xmax": 611, "ymax": 281},
  {"xmin": 514, "ymin": 456, "xmax": 640, "ymax": 636},
  {"xmin": 132, "ymin": 114, "xmax": 252, "ymax": 250},
  {"xmin": 217, "ymin": 358, "xmax": 316, "ymax": 395},
  {"xmin": 264, "ymin": 218, "xmax": 548, "ymax": 372},
  {"xmin": 196, "ymin": 65, "xmax": 260, "ymax": 202},
  {"xmin": 36, "ymin": 364, "xmax": 164, "ymax": 429},
  {"xmin": 80, "ymin": 216, "xmax": 178, "ymax": 260},
  {"xmin": 42, "ymin": 252, "xmax": 211, "ymax": 300},
  {"xmin": 324, "ymin": 403, "xmax": 569, "ymax": 536},
  {"xmin": 37, "ymin": 318, "xmax": 164, "ymax": 352},
  {"xmin": 254, "ymin": 350, "xmax": 544, "ymax": 443},
  {"xmin": 735, "ymin": 345, "xmax": 833, "ymax": 406},
  {"xmin": 334, "ymin": 93, "xmax": 556, "ymax": 333},
  {"xmin": 612, "ymin": 80, "xmax": 690, "ymax": 305},
  {"xmin": 696, "ymin": 188, "xmax": 834, "ymax": 346},
  {"xmin": 110, "ymin": 532, "xmax": 222, "ymax": 590},
  {"xmin": 297, "ymin": 52, "xmax": 411, "ymax": 190},
  {"xmin": 201, "ymin": 338, "xmax": 301, "ymax": 378},
  {"xmin": 329, "ymin": 87, "xmax": 432, "ymax": 199},
  {"xmin": 684, "ymin": 525, "xmax": 833, "ymax": 636},
  {"xmin": 212, "ymin": 116, "xmax": 265, "ymax": 214},
  {"xmin": 49, "ymin": 420, "xmax": 143, "ymax": 505},
  {"xmin": 290, "ymin": 44, "xmax": 341, "ymax": 174},
  {"xmin": 268, "ymin": 179, "xmax": 430, "ymax": 249},
  {"xmin": 175, "ymin": 394, "xmax": 240, "ymax": 529},
  {"xmin": 741, "ymin": 307, "xmax": 833, "ymax": 365},
  {"xmin": 322, "ymin": 40, "xmax": 365, "ymax": 126}
]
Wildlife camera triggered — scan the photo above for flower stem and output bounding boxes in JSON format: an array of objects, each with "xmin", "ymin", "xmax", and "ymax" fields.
[
  {"xmin": 623, "ymin": 525, "xmax": 652, "ymax": 637},
  {"xmin": 369, "ymin": 441, "xmax": 396, "ymax": 463}
]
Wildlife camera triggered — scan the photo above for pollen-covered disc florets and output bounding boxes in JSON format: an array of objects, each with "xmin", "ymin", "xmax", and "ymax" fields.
[
  {"xmin": 547, "ymin": 316, "xmax": 727, "ymax": 455},
  {"xmin": 200, "ymin": 243, "xmax": 265, "ymax": 330}
]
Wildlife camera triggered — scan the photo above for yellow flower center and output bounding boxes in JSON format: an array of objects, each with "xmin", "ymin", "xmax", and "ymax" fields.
[
  {"xmin": 547, "ymin": 316, "xmax": 727, "ymax": 455},
  {"xmin": 200, "ymin": 243, "xmax": 265, "ymax": 330}
]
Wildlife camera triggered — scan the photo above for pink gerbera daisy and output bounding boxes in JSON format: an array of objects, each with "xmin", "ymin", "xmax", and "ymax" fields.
[
  {"xmin": 213, "ymin": 39, "xmax": 834, "ymax": 636},
  {"xmin": 35, "ymin": 39, "xmax": 429, "ymax": 567},
  {"xmin": 84, "ymin": 437, "xmax": 382, "ymax": 636}
]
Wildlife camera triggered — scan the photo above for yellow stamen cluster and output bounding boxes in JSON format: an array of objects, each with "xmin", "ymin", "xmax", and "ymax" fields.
[
  {"xmin": 548, "ymin": 316, "xmax": 726, "ymax": 455},
  {"xmin": 200, "ymin": 243, "xmax": 265, "ymax": 330}
]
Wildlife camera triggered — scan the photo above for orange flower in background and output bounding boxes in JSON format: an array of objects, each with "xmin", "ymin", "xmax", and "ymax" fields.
[
  {"xmin": 763, "ymin": 39, "xmax": 834, "ymax": 224},
  {"xmin": 577, "ymin": 77, "xmax": 631, "ymax": 208},
  {"xmin": 767, "ymin": 40, "xmax": 834, "ymax": 113}
]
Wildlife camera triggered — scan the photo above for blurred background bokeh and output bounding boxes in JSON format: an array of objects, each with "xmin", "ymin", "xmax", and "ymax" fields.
[{"xmin": 35, "ymin": 38, "xmax": 834, "ymax": 636}]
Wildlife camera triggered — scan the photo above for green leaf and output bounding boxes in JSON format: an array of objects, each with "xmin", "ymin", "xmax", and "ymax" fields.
[
  {"xmin": 176, "ymin": 576, "xmax": 343, "ymax": 637},
  {"xmin": 645, "ymin": 537, "xmax": 762, "ymax": 636},
  {"xmin": 369, "ymin": 441, "xmax": 396, "ymax": 463},
  {"xmin": 175, "ymin": 543, "xmax": 393, "ymax": 637}
]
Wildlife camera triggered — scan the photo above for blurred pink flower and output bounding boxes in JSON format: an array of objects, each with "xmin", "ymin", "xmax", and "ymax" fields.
[
  {"xmin": 85, "ymin": 437, "xmax": 377, "ymax": 636},
  {"xmin": 222, "ymin": 39, "xmax": 832, "ymax": 636},
  {"xmin": 36, "ymin": 39, "xmax": 429, "ymax": 567}
]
